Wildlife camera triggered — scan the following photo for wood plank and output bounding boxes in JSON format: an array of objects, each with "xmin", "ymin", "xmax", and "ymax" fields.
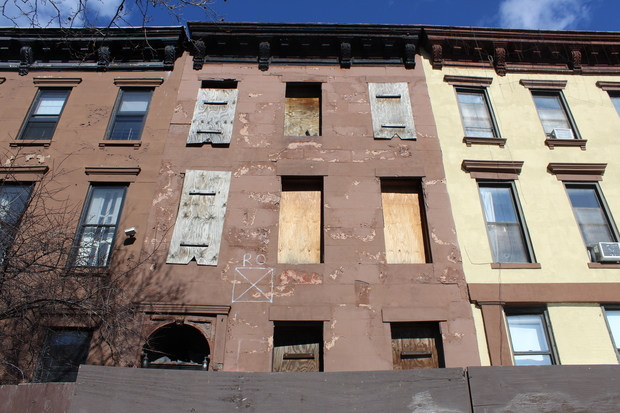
[
  {"xmin": 392, "ymin": 323, "xmax": 441, "ymax": 370},
  {"xmin": 468, "ymin": 365, "xmax": 620, "ymax": 413},
  {"xmin": 284, "ymin": 97, "xmax": 320, "ymax": 136},
  {"xmin": 273, "ymin": 343, "xmax": 319, "ymax": 372},
  {"xmin": 368, "ymin": 83, "xmax": 416, "ymax": 140},
  {"xmin": 188, "ymin": 88, "xmax": 238, "ymax": 145},
  {"xmin": 278, "ymin": 190, "xmax": 321, "ymax": 264},
  {"xmin": 167, "ymin": 170, "xmax": 231, "ymax": 266},
  {"xmin": 69, "ymin": 365, "xmax": 472, "ymax": 413},
  {"xmin": 382, "ymin": 191, "xmax": 426, "ymax": 264}
]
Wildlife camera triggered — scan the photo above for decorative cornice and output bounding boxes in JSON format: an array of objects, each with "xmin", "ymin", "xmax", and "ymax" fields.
[
  {"xmin": 33, "ymin": 77, "xmax": 82, "ymax": 86},
  {"xmin": 444, "ymin": 75, "xmax": 493, "ymax": 87},
  {"xmin": 0, "ymin": 26, "xmax": 185, "ymax": 73},
  {"xmin": 547, "ymin": 162, "xmax": 606, "ymax": 181},
  {"xmin": 137, "ymin": 303, "xmax": 231, "ymax": 315},
  {"xmin": 113, "ymin": 78, "xmax": 164, "ymax": 87},
  {"xmin": 462, "ymin": 160, "xmax": 524, "ymax": 180},
  {"xmin": 187, "ymin": 22, "xmax": 421, "ymax": 70},
  {"xmin": 84, "ymin": 166, "xmax": 141, "ymax": 176},
  {"xmin": 423, "ymin": 26, "xmax": 620, "ymax": 76},
  {"xmin": 519, "ymin": 79, "xmax": 567, "ymax": 89},
  {"xmin": 596, "ymin": 81, "xmax": 620, "ymax": 91}
]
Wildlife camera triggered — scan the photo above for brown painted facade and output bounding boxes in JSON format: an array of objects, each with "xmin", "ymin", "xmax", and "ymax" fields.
[{"xmin": 139, "ymin": 23, "xmax": 481, "ymax": 373}]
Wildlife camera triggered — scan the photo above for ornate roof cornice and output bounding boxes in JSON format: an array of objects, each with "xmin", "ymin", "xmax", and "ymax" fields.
[
  {"xmin": 187, "ymin": 22, "xmax": 421, "ymax": 71},
  {"xmin": 423, "ymin": 26, "xmax": 620, "ymax": 76},
  {"xmin": 0, "ymin": 26, "xmax": 186, "ymax": 75}
]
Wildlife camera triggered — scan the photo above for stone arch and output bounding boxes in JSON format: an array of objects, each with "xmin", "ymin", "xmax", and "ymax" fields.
[{"xmin": 142, "ymin": 323, "xmax": 211, "ymax": 370}]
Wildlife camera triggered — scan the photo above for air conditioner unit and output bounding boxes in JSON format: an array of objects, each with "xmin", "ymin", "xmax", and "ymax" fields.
[
  {"xmin": 551, "ymin": 128, "xmax": 574, "ymax": 139},
  {"xmin": 593, "ymin": 242, "xmax": 620, "ymax": 262}
]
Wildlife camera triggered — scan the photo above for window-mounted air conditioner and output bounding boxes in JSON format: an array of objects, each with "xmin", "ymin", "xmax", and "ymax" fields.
[
  {"xmin": 593, "ymin": 242, "xmax": 620, "ymax": 262},
  {"xmin": 551, "ymin": 128, "xmax": 574, "ymax": 140}
]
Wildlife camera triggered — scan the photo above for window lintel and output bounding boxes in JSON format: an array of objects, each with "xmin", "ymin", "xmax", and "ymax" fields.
[
  {"xmin": 84, "ymin": 166, "xmax": 140, "ymax": 182},
  {"xmin": 462, "ymin": 160, "xmax": 523, "ymax": 180},
  {"xmin": 596, "ymin": 81, "xmax": 620, "ymax": 91},
  {"xmin": 32, "ymin": 77, "xmax": 82, "ymax": 87},
  {"xmin": 520, "ymin": 79, "xmax": 567, "ymax": 89},
  {"xmin": 0, "ymin": 165, "xmax": 49, "ymax": 180},
  {"xmin": 444, "ymin": 75, "xmax": 493, "ymax": 87},
  {"xmin": 113, "ymin": 78, "xmax": 164, "ymax": 87},
  {"xmin": 547, "ymin": 162, "xmax": 606, "ymax": 181}
]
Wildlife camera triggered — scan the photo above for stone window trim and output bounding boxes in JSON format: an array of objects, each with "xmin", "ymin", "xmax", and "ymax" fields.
[
  {"xmin": 462, "ymin": 159, "xmax": 524, "ymax": 180},
  {"xmin": 84, "ymin": 166, "xmax": 141, "ymax": 183},
  {"xmin": 444, "ymin": 75, "xmax": 493, "ymax": 87},
  {"xmin": 519, "ymin": 79, "xmax": 567, "ymax": 90},
  {"xmin": 32, "ymin": 77, "xmax": 82, "ymax": 87},
  {"xmin": 547, "ymin": 163, "xmax": 606, "ymax": 181},
  {"xmin": 113, "ymin": 78, "xmax": 164, "ymax": 87},
  {"xmin": 596, "ymin": 81, "xmax": 620, "ymax": 91},
  {"xmin": 269, "ymin": 306, "xmax": 331, "ymax": 321},
  {"xmin": 0, "ymin": 165, "xmax": 49, "ymax": 181}
]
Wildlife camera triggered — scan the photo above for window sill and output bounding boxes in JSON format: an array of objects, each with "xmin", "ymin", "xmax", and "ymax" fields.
[
  {"xmin": 99, "ymin": 140, "xmax": 142, "ymax": 148},
  {"xmin": 491, "ymin": 263, "xmax": 542, "ymax": 269},
  {"xmin": 463, "ymin": 137, "xmax": 506, "ymax": 148},
  {"xmin": 10, "ymin": 139, "xmax": 51, "ymax": 147},
  {"xmin": 588, "ymin": 262, "xmax": 620, "ymax": 269},
  {"xmin": 545, "ymin": 138, "xmax": 586, "ymax": 150}
]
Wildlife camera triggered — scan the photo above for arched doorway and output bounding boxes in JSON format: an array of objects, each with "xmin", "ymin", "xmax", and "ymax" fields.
[{"xmin": 142, "ymin": 323, "xmax": 211, "ymax": 370}]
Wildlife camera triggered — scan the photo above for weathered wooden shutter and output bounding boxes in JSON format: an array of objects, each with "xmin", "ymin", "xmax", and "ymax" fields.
[
  {"xmin": 187, "ymin": 88, "xmax": 238, "ymax": 145},
  {"xmin": 382, "ymin": 191, "xmax": 426, "ymax": 264},
  {"xmin": 368, "ymin": 82, "xmax": 416, "ymax": 140},
  {"xmin": 391, "ymin": 323, "xmax": 443, "ymax": 370},
  {"xmin": 166, "ymin": 170, "xmax": 231, "ymax": 266},
  {"xmin": 272, "ymin": 342, "xmax": 320, "ymax": 372},
  {"xmin": 278, "ymin": 190, "xmax": 321, "ymax": 264}
]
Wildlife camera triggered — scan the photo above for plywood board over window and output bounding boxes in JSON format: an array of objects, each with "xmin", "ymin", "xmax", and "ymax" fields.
[
  {"xmin": 278, "ymin": 177, "xmax": 322, "ymax": 264},
  {"xmin": 391, "ymin": 322, "xmax": 444, "ymax": 370},
  {"xmin": 368, "ymin": 82, "xmax": 416, "ymax": 140},
  {"xmin": 167, "ymin": 170, "xmax": 231, "ymax": 266},
  {"xmin": 188, "ymin": 81, "xmax": 238, "ymax": 145},
  {"xmin": 272, "ymin": 322, "xmax": 323, "ymax": 372},
  {"xmin": 381, "ymin": 179, "xmax": 429, "ymax": 264},
  {"xmin": 284, "ymin": 83, "xmax": 321, "ymax": 137}
]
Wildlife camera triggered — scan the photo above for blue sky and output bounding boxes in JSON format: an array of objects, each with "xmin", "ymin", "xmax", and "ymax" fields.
[{"xmin": 0, "ymin": 0, "xmax": 618, "ymax": 31}]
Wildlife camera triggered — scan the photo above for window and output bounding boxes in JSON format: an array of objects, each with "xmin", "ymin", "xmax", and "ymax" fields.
[
  {"xmin": 0, "ymin": 184, "xmax": 32, "ymax": 259},
  {"xmin": 187, "ymin": 80, "xmax": 238, "ymax": 145},
  {"xmin": 479, "ymin": 183, "xmax": 533, "ymax": 263},
  {"xmin": 381, "ymin": 179, "xmax": 430, "ymax": 264},
  {"xmin": 391, "ymin": 322, "xmax": 444, "ymax": 370},
  {"xmin": 284, "ymin": 83, "xmax": 321, "ymax": 137},
  {"xmin": 272, "ymin": 322, "xmax": 323, "ymax": 372},
  {"xmin": 609, "ymin": 92, "xmax": 620, "ymax": 117},
  {"xmin": 278, "ymin": 177, "xmax": 323, "ymax": 264},
  {"xmin": 34, "ymin": 328, "xmax": 92, "ymax": 383},
  {"xmin": 72, "ymin": 185, "xmax": 126, "ymax": 267},
  {"xmin": 505, "ymin": 308, "xmax": 556, "ymax": 366},
  {"xmin": 166, "ymin": 170, "xmax": 232, "ymax": 266},
  {"xmin": 368, "ymin": 82, "xmax": 416, "ymax": 140},
  {"xmin": 19, "ymin": 89, "xmax": 69, "ymax": 140},
  {"xmin": 456, "ymin": 88, "xmax": 498, "ymax": 138},
  {"xmin": 532, "ymin": 91, "xmax": 578, "ymax": 139},
  {"xmin": 142, "ymin": 324, "xmax": 210, "ymax": 370},
  {"xmin": 106, "ymin": 88, "xmax": 152, "ymax": 140},
  {"xmin": 566, "ymin": 184, "xmax": 617, "ymax": 253},
  {"xmin": 604, "ymin": 307, "xmax": 620, "ymax": 355}
]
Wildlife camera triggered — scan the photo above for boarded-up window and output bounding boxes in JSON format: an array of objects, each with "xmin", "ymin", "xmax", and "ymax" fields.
[
  {"xmin": 391, "ymin": 322, "xmax": 444, "ymax": 370},
  {"xmin": 187, "ymin": 81, "xmax": 238, "ymax": 145},
  {"xmin": 273, "ymin": 322, "xmax": 323, "ymax": 372},
  {"xmin": 166, "ymin": 170, "xmax": 231, "ymax": 266},
  {"xmin": 284, "ymin": 83, "xmax": 321, "ymax": 136},
  {"xmin": 381, "ymin": 179, "xmax": 430, "ymax": 264},
  {"xmin": 278, "ymin": 177, "xmax": 322, "ymax": 264},
  {"xmin": 368, "ymin": 82, "xmax": 416, "ymax": 140}
]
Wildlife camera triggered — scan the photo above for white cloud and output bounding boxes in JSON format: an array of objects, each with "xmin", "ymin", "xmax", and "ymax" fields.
[
  {"xmin": 0, "ymin": 0, "xmax": 124, "ymax": 27},
  {"xmin": 498, "ymin": 0, "xmax": 591, "ymax": 30}
]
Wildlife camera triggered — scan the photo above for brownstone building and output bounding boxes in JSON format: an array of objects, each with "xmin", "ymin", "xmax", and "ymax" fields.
[{"xmin": 138, "ymin": 22, "xmax": 480, "ymax": 373}]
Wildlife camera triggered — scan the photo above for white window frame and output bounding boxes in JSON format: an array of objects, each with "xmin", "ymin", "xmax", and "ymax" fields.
[{"xmin": 505, "ymin": 307, "xmax": 557, "ymax": 366}]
